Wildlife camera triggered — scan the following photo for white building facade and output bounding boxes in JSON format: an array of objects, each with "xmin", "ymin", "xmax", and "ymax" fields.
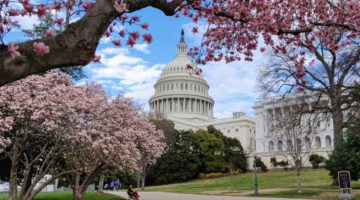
[
  {"xmin": 149, "ymin": 31, "xmax": 256, "ymax": 154},
  {"xmin": 253, "ymin": 95, "xmax": 334, "ymax": 168}
]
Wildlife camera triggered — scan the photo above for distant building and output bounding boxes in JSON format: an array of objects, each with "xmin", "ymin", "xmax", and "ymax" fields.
[
  {"xmin": 149, "ymin": 30, "xmax": 256, "ymax": 154},
  {"xmin": 253, "ymin": 94, "xmax": 334, "ymax": 168}
]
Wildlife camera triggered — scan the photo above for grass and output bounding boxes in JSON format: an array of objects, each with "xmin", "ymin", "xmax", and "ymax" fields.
[
  {"xmin": 0, "ymin": 192, "xmax": 124, "ymax": 200},
  {"xmin": 146, "ymin": 168, "xmax": 360, "ymax": 199}
]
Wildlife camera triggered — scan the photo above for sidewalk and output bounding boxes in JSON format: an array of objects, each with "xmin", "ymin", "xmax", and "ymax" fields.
[{"xmin": 107, "ymin": 191, "xmax": 315, "ymax": 200}]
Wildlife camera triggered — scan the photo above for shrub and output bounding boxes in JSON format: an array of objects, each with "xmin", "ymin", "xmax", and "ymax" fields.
[
  {"xmin": 198, "ymin": 172, "xmax": 226, "ymax": 179},
  {"xmin": 270, "ymin": 157, "xmax": 289, "ymax": 170},
  {"xmin": 254, "ymin": 157, "xmax": 268, "ymax": 172},
  {"xmin": 309, "ymin": 154, "xmax": 325, "ymax": 169}
]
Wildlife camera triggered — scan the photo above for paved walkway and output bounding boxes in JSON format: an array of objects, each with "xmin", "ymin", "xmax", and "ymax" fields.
[{"xmin": 107, "ymin": 191, "xmax": 314, "ymax": 200}]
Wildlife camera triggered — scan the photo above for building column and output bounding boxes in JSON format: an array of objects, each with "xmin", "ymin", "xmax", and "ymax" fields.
[
  {"xmin": 205, "ymin": 102, "xmax": 208, "ymax": 115},
  {"xmin": 183, "ymin": 98, "xmax": 186, "ymax": 112},
  {"xmin": 201, "ymin": 100, "xmax": 204, "ymax": 114},
  {"xmin": 159, "ymin": 99, "xmax": 163, "ymax": 113},
  {"xmin": 177, "ymin": 98, "xmax": 180, "ymax": 112},
  {"xmin": 167, "ymin": 98, "xmax": 170, "ymax": 113},
  {"xmin": 155, "ymin": 101, "xmax": 158, "ymax": 114},
  {"xmin": 192, "ymin": 98, "xmax": 195, "ymax": 113}
]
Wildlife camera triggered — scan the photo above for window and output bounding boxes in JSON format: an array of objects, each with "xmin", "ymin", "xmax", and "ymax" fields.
[
  {"xmin": 315, "ymin": 137, "xmax": 321, "ymax": 148},
  {"xmin": 305, "ymin": 137, "xmax": 311, "ymax": 149},
  {"xmin": 296, "ymin": 138, "xmax": 302, "ymax": 152},
  {"xmin": 269, "ymin": 141, "xmax": 274, "ymax": 152},
  {"xmin": 325, "ymin": 135, "xmax": 331, "ymax": 147},
  {"xmin": 180, "ymin": 84, "xmax": 183, "ymax": 90},
  {"xmin": 277, "ymin": 140, "xmax": 283, "ymax": 152},
  {"xmin": 235, "ymin": 128, "xmax": 239, "ymax": 132},
  {"xmin": 287, "ymin": 140, "xmax": 292, "ymax": 151}
]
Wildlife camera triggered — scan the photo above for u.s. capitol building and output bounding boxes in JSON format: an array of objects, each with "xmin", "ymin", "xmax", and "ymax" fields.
[
  {"xmin": 149, "ymin": 30, "xmax": 256, "ymax": 154},
  {"xmin": 149, "ymin": 31, "xmax": 334, "ymax": 168}
]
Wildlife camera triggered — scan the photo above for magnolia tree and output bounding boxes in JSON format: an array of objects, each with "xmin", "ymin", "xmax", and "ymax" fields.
[
  {"xmin": 0, "ymin": 72, "xmax": 87, "ymax": 200},
  {"xmin": 0, "ymin": 72, "xmax": 165, "ymax": 200},
  {"xmin": 135, "ymin": 116, "xmax": 165, "ymax": 190},
  {"xmin": 0, "ymin": 0, "xmax": 359, "ymax": 85},
  {"xmin": 69, "ymin": 90, "xmax": 165, "ymax": 200}
]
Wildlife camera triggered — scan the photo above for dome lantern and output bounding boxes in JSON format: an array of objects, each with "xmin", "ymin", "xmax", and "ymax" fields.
[{"xmin": 177, "ymin": 29, "xmax": 187, "ymax": 56}]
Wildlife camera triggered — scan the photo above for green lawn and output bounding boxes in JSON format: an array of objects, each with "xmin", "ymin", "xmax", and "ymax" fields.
[
  {"xmin": 146, "ymin": 169, "xmax": 360, "ymax": 199},
  {"xmin": 0, "ymin": 192, "xmax": 124, "ymax": 200}
]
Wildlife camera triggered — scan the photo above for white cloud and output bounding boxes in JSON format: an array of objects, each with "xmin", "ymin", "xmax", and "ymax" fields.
[
  {"xmin": 86, "ymin": 47, "xmax": 163, "ymax": 110},
  {"xmin": 14, "ymin": 15, "xmax": 39, "ymax": 30},
  {"xmin": 133, "ymin": 43, "xmax": 150, "ymax": 54}
]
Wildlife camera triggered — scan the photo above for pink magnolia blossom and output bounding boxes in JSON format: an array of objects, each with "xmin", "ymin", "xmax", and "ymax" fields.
[
  {"xmin": 112, "ymin": 40, "xmax": 121, "ymax": 46},
  {"xmin": 93, "ymin": 55, "xmax": 101, "ymax": 63},
  {"xmin": 7, "ymin": 43, "xmax": 21, "ymax": 57},
  {"xmin": 45, "ymin": 29, "xmax": 55, "ymax": 37},
  {"xmin": 143, "ymin": 34, "xmax": 153, "ymax": 43},
  {"xmin": 114, "ymin": 0, "xmax": 128, "ymax": 13},
  {"xmin": 53, "ymin": 18, "xmax": 64, "ymax": 25},
  {"xmin": 33, "ymin": 42, "xmax": 50, "ymax": 56}
]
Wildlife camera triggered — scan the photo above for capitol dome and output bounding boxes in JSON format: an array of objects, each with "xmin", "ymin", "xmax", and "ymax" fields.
[{"xmin": 149, "ymin": 30, "xmax": 214, "ymax": 123}]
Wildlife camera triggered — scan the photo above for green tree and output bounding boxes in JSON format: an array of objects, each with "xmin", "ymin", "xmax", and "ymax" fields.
[
  {"xmin": 150, "ymin": 119, "xmax": 178, "ymax": 145},
  {"xmin": 309, "ymin": 154, "xmax": 325, "ymax": 169},
  {"xmin": 326, "ymin": 117, "xmax": 360, "ymax": 182},
  {"xmin": 196, "ymin": 129, "xmax": 227, "ymax": 173},
  {"xmin": 146, "ymin": 131, "xmax": 200, "ymax": 185},
  {"xmin": 254, "ymin": 157, "xmax": 268, "ymax": 172},
  {"xmin": 207, "ymin": 126, "xmax": 247, "ymax": 172}
]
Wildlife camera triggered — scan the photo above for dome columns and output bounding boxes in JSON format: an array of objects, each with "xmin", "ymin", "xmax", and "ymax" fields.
[{"xmin": 150, "ymin": 97, "xmax": 213, "ymax": 117}]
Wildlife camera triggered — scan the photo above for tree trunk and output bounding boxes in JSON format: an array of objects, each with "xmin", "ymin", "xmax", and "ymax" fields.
[
  {"xmin": 54, "ymin": 178, "xmax": 59, "ymax": 192},
  {"xmin": 73, "ymin": 189, "xmax": 84, "ymax": 200},
  {"xmin": 331, "ymin": 103, "xmax": 344, "ymax": 148},
  {"xmin": 9, "ymin": 141, "xmax": 21, "ymax": 200},
  {"xmin": 98, "ymin": 173, "xmax": 105, "ymax": 193},
  {"xmin": 73, "ymin": 173, "xmax": 83, "ymax": 200},
  {"xmin": 296, "ymin": 167, "xmax": 302, "ymax": 194},
  {"xmin": 141, "ymin": 173, "xmax": 145, "ymax": 191}
]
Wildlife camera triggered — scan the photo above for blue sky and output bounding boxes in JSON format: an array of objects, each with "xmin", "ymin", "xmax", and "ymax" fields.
[{"xmin": 8, "ymin": 6, "xmax": 270, "ymax": 118}]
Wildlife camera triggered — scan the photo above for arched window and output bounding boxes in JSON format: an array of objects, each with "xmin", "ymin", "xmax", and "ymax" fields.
[
  {"xmin": 315, "ymin": 136, "xmax": 321, "ymax": 148},
  {"xmin": 325, "ymin": 135, "xmax": 331, "ymax": 147},
  {"xmin": 171, "ymin": 84, "xmax": 173, "ymax": 90},
  {"xmin": 287, "ymin": 139, "xmax": 292, "ymax": 151},
  {"xmin": 277, "ymin": 140, "xmax": 283, "ymax": 152},
  {"xmin": 296, "ymin": 138, "xmax": 302, "ymax": 151},
  {"xmin": 185, "ymin": 84, "xmax": 188, "ymax": 90},
  {"xmin": 269, "ymin": 141, "xmax": 274, "ymax": 152},
  {"xmin": 167, "ymin": 84, "xmax": 169, "ymax": 91},
  {"xmin": 180, "ymin": 84, "xmax": 183, "ymax": 90},
  {"xmin": 305, "ymin": 137, "xmax": 311, "ymax": 150}
]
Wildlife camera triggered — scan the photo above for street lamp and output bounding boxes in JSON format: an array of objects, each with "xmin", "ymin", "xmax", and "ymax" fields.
[{"xmin": 253, "ymin": 156, "xmax": 259, "ymax": 196}]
